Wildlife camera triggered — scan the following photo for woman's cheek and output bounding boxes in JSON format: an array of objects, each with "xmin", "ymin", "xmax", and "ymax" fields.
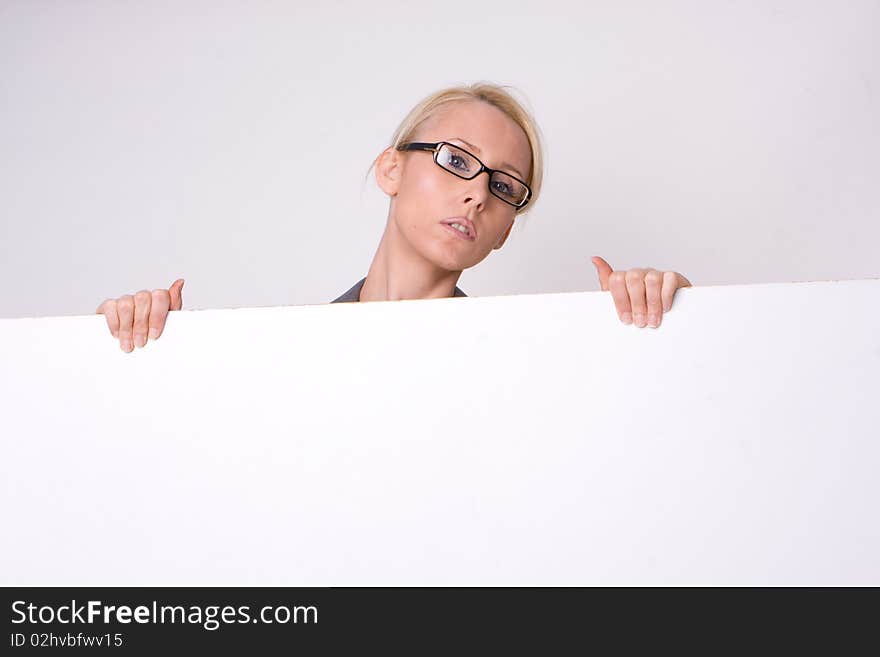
[{"xmin": 413, "ymin": 168, "xmax": 445, "ymax": 201}]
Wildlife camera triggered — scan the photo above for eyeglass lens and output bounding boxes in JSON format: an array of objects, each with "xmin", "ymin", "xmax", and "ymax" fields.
[{"xmin": 436, "ymin": 144, "xmax": 528, "ymax": 206}]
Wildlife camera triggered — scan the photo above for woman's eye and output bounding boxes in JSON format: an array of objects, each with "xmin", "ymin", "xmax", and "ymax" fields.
[
  {"xmin": 449, "ymin": 154, "xmax": 469, "ymax": 171},
  {"xmin": 492, "ymin": 180, "xmax": 513, "ymax": 196}
]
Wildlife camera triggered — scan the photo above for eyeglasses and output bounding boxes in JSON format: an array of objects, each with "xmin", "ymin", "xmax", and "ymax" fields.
[{"xmin": 398, "ymin": 141, "xmax": 532, "ymax": 208}]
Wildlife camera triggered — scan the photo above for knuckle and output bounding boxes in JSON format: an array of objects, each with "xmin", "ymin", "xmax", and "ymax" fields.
[
  {"xmin": 609, "ymin": 271, "xmax": 625, "ymax": 286},
  {"xmin": 645, "ymin": 270, "xmax": 663, "ymax": 285},
  {"xmin": 116, "ymin": 295, "xmax": 134, "ymax": 311},
  {"xmin": 134, "ymin": 290, "xmax": 151, "ymax": 303},
  {"xmin": 152, "ymin": 295, "xmax": 171, "ymax": 312},
  {"xmin": 624, "ymin": 269, "xmax": 642, "ymax": 283}
]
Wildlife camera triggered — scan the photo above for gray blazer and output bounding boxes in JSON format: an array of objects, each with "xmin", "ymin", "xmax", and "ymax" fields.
[{"xmin": 332, "ymin": 277, "xmax": 467, "ymax": 303}]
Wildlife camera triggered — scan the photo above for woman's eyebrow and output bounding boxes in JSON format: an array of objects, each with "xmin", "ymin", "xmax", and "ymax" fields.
[{"xmin": 449, "ymin": 136, "xmax": 525, "ymax": 179}]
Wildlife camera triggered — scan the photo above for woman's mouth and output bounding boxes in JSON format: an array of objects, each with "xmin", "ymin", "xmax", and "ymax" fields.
[{"xmin": 441, "ymin": 218, "xmax": 476, "ymax": 241}]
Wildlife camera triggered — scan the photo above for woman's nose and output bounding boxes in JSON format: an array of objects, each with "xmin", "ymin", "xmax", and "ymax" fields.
[{"xmin": 462, "ymin": 173, "xmax": 489, "ymax": 207}]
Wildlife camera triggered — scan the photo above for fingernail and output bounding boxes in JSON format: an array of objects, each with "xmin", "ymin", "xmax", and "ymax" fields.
[
  {"xmin": 663, "ymin": 304, "xmax": 671, "ymax": 313},
  {"xmin": 621, "ymin": 312, "xmax": 632, "ymax": 324},
  {"xmin": 648, "ymin": 314, "xmax": 659, "ymax": 327},
  {"xmin": 134, "ymin": 333, "xmax": 146, "ymax": 348},
  {"xmin": 633, "ymin": 313, "xmax": 646, "ymax": 327},
  {"xmin": 148, "ymin": 328, "xmax": 160, "ymax": 340},
  {"xmin": 122, "ymin": 340, "xmax": 132, "ymax": 352}
]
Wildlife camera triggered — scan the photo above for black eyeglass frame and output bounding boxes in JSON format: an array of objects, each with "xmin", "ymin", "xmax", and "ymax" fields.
[{"xmin": 398, "ymin": 141, "xmax": 532, "ymax": 209}]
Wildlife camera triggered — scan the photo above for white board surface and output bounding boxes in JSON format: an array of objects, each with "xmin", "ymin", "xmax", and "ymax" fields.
[{"xmin": 1, "ymin": 279, "xmax": 878, "ymax": 585}]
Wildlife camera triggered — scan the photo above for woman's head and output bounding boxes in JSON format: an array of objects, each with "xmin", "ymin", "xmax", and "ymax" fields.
[{"xmin": 372, "ymin": 82, "xmax": 545, "ymax": 274}]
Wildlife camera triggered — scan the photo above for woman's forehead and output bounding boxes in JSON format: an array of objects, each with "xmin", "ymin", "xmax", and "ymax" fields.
[{"xmin": 417, "ymin": 101, "xmax": 531, "ymax": 175}]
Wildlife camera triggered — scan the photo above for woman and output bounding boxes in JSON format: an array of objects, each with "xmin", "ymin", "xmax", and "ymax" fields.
[{"xmin": 97, "ymin": 82, "xmax": 692, "ymax": 352}]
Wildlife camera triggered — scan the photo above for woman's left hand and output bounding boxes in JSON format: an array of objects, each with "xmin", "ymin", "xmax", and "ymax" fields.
[{"xmin": 591, "ymin": 255, "xmax": 692, "ymax": 328}]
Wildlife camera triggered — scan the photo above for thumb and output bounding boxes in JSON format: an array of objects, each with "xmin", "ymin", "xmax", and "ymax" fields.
[
  {"xmin": 591, "ymin": 256, "xmax": 613, "ymax": 291},
  {"xmin": 169, "ymin": 278, "xmax": 185, "ymax": 311}
]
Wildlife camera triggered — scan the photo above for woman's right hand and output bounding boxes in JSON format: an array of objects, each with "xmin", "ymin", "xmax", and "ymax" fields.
[{"xmin": 96, "ymin": 279, "xmax": 185, "ymax": 352}]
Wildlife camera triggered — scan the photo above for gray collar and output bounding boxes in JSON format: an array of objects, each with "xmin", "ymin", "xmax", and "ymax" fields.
[{"xmin": 331, "ymin": 277, "xmax": 467, "ymax": 303}]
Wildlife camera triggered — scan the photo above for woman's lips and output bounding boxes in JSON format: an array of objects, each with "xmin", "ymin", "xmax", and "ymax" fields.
[{"xmin": 441, "ymin": 223, "xmax": 476, "ymax": 242}]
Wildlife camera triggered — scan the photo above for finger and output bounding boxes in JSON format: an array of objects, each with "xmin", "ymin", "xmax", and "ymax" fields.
[
  {"xmin": 97, "ymin": 299, "xmax": 120, "ymax": 339},
  {"xmin": 608, "ymin": 270, "xmax": 632, "ymax": 324},
  {"xmin": 644, "ymin": 270, "xmax": 664, "ymax": 328},
  {"xmin": 625, "ymin": 269, "xmax": 649, "ymax": 327},
  {"xmin": 661, "ymin": 271, "xmax": 678, "ymax": 312},
  {"xmin": 591, "ymin": 256, "xmax": 613, "ymax": 291},
  {"xmin": 117, "ymin": 295, "xmax": 135, "ymax": 352},
  {"xmin": 132, "ymin": 290, "xmax": 152, "ymax": 348},
  {"xmin": 169, "ymin": 278, "xmax": 185, "ymax": 311},
  {"xmin": 148, "ymin": 289, "xmax": 171, "ymax": 340}
]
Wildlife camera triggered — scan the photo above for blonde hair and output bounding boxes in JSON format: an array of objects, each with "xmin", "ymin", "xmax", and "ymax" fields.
[{"xmin": 369, "ymin": 82, "xmax": 545, "ymax": 215}]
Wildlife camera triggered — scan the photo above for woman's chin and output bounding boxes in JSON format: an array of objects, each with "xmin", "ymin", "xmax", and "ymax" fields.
[
  {"xmin": 408, "ymin": 226, "xmax": 488, "ymax": 271},
  {"xmin": 427, "ymin": 245, "xmax": 486, "ymax": 272}
]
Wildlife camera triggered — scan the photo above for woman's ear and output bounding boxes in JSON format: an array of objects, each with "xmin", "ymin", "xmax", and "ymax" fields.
[
  {"xmin": 493, "ymin": 220, "xmax": 515, "ymax": 250},
  {"xmin": 375, "ymin": 147, "xmax": 403, "ymax": 197}
]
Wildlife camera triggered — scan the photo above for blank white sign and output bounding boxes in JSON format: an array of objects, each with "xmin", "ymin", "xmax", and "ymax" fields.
[{"xmin": 1, "ymin": 279, "xmax": 878, "ymax": 585}]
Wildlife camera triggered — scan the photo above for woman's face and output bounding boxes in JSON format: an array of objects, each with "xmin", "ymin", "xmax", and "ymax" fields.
[{"xmin": 377, "ymin": 100, "xmax": 533, "ymax": 273}]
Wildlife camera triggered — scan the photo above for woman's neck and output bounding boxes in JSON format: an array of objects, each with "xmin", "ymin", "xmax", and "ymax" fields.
[{"xmin": 359, "ymin": 219, "xmax": 461, "ymax": 302}]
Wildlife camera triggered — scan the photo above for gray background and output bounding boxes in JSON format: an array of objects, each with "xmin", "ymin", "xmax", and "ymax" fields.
[{"xmin": 1, "ymin": 0, "xmax": 877, "ymax": 319}]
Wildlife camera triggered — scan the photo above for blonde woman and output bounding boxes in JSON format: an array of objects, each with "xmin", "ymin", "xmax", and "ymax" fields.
[{"xmin": 97, "ymin": 82, "xmax": 693, "ymax": 352}]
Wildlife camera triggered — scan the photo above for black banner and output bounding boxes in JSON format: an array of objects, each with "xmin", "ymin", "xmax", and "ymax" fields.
[{"xmin": 1, "ymin": 587, "xmax": 874, "ymax": 653}]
